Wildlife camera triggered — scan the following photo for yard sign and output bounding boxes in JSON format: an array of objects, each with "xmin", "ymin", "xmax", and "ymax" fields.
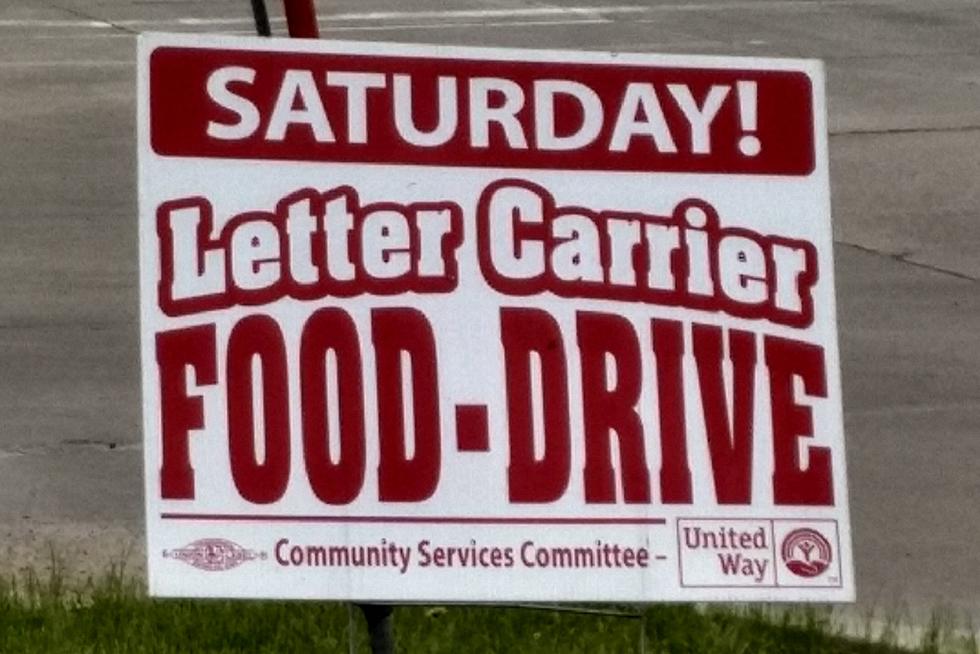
[{"xmin": 138, "ymin": 32, "xmax": 853, "ymax": 602}]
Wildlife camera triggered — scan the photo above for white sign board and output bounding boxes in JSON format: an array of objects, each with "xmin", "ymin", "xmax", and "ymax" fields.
[{"xmin": 138, "ymin": 32, "xmax": 853, "ymax": 602}]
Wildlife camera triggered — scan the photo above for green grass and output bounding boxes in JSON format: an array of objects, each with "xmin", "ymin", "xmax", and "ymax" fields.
[{"xmin": 0, "ymin": 564, "xmax": 975, "ymax": 653}]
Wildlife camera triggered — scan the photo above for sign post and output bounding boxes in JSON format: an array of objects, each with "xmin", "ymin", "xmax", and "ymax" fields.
[
  {"xmin": 139, "ymin": 34, "xmax": 853, "ymax": 607},
  {"xmin": 282, "ymin": 0, "xmax": 319, "ymax": 38},
  {"xmin": 248, "ymin": 0, "xmax": 272, "ymax": 37}
]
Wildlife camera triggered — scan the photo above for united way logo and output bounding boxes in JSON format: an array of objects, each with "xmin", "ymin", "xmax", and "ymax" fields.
[
  {"xmin": 163, "ymin": 538, "xmax": 267, "ymax": 571},
  {"xmin": 780, "ymin": 528, "xmax": 832, "ymax": 578}
]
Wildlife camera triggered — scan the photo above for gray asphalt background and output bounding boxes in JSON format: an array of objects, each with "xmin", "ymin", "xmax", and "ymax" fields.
[{"xmin": 0, "ymin": 0, "xmax": 978, "ymax": 622}]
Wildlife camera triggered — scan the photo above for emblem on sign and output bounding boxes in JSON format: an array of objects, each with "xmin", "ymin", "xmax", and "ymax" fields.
[
  {"xmin": 164, "ymin": 538, "xmax": 267, "ymax": 571},
  {"xmin": 780, "ymin": 528, "xmax": 832, "ymax": 578}
]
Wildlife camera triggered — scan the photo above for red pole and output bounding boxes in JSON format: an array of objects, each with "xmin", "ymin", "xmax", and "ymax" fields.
[{"xmin": 282, "ymin": 0, "xmax": 319, "ymax": 38}]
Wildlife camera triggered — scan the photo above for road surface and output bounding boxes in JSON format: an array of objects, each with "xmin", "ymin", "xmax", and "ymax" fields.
[{"xmin": 0, "ymin": 0, "xmax": 977, "ymax": 623}]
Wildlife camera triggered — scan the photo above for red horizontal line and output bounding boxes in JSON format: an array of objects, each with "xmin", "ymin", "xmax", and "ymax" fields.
[{"xmin": 160, "ymin": 513, "xmax": 666, "ymax": 526}]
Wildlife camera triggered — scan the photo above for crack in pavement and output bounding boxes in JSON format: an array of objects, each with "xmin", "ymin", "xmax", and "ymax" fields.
[
  {"xmin": 0, "ymin": 439, "xmax": 140, "ymax": 460},
  {"xmin": 831, "ymin": 125, "xmax": 980, "ymax": 137},
  {"xmin": 835, "ymin": 241, "xmax": 979, "ymax": 282},
  {"xmin": 49, "ymin": 3, "xmax": 138, "ymax": 34}
]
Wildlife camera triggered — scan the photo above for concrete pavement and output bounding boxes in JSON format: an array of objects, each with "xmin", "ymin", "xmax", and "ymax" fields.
[{"xmin": 0, "ymin": 0, "xmax": 977, "ymax": 621}]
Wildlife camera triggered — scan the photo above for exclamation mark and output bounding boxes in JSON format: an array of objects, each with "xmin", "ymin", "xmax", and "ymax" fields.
[{"xmin": 737, "ymin": 80, "xmax": 762, "ymax": 156}]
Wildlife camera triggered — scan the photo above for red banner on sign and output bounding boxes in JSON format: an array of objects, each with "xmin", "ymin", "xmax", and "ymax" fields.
[{"xmin": 150, "ymin": 47, "xmax": 815, "ymax": 175}]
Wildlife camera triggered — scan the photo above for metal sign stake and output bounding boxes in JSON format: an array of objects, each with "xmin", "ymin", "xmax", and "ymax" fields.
[{"xmin": 248, "ymin": 0, "xmax": 271, "ymax": 36}]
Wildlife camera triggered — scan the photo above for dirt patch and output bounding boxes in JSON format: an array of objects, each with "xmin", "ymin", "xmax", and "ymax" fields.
[{"xmin": 0, "ymin": 520, "xmax": 144, "ymax": 583}]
